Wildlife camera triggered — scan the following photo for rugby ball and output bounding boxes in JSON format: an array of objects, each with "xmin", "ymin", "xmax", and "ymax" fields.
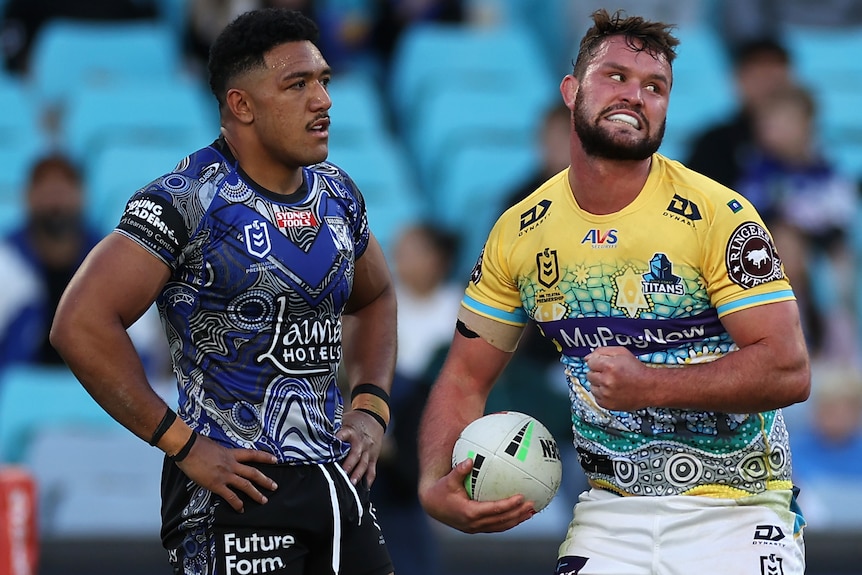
[{"xmin": 452, "ymin": 411, "xmax": 563, "ymax": 511}]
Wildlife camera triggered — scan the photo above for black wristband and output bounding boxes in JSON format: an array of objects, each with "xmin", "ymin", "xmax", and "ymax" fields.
[
  {"xmin": 168, "ymin": 432, "xmax": 198, "ymax": 463},
  {"xmin": 354, "ymin": 408, "xmax": 388, "ymax": 432},
  {"xmin": 350, "ymin": 383, "xmax": 391, "ymax": 406},
  {"xmin": 149, "ymin": 408, "xmax": 177, "ymax": 446}
]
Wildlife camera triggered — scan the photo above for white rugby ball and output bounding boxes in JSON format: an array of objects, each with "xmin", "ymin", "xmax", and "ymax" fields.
[{"xmin": 452, "ymin": 411, "xmax": 563, "ymax": 512}]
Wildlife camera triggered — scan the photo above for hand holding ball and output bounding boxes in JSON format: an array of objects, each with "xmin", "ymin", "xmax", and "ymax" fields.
[{"xmin": 452, "ymin": 411, "xmax": 563, "ymax": 512}]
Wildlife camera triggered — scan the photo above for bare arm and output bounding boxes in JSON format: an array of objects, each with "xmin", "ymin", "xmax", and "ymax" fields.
[
  {"xmin": 50, "ymin": 233, "xmax": 278, "ymax": 512},
  {"xmin": 337, "ymin": 232, "xmax": 397, "ymax": 485},
  {"xmin": 585, "ymin": 300, "xmax": 810, "ymax": 413},
  {"xmin": 417, "ymin": 329, "xmax": 536, "ymax": 533}
]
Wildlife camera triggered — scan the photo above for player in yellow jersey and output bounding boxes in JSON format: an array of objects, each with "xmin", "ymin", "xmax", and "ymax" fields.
[{"xmin": 417, "ymin": 9, "xmax": 810, "ymax": 575}]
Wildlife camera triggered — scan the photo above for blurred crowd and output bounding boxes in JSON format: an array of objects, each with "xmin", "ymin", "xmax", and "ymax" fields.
[{"xmin": 1, "ymin": 0, "xmax": 862, "ymax": 570}]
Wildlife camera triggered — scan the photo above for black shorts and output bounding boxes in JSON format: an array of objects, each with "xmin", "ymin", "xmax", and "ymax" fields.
[{"xmin": 160, "ymin": 458, "xmax": 393, "ymax": 575}]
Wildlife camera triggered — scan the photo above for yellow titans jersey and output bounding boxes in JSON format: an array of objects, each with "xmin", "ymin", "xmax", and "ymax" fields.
[{"xmin": 464, "ymin": 154, "xmax": 797, "ymax": 498}]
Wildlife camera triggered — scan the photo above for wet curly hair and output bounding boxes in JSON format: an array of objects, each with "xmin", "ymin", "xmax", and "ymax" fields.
[
  {"xmin": 208, "ymin": 8, "xmax": 320, "ymax": 108},
  {"xmin": 573, "ymin": 9, "xmax": 679, "ymax": 80}
]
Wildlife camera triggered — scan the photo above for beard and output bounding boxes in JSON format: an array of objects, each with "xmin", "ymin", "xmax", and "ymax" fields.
[{"xmin": 573, "ymin": 90, "xmax": 665, "ymax": 161}]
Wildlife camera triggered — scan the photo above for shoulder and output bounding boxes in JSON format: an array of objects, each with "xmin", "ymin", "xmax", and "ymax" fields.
[
  {"xmin": 306, "ymin": 161, "xmax": 361, "ymax": 196},
  {"xmin": 658, "ymin": 155, "xmax": 750, "ymax": 207}
]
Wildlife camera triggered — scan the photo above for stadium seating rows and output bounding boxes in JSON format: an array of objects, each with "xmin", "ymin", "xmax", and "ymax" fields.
[{"xmin": 1, "ymin": 3, "xmax": 862, "ymax": 540}]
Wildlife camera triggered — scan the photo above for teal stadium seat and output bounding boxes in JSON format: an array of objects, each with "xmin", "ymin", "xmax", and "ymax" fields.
[
  {"xmin": 784, "ymin": 24, "xmax": 862, "ymax": 94},
  {"xmin": 783, "ymin": 25, "xmax": 862, "ymax": 181},
  {"xmin": 327, "ymin": 138, "xmax": 426, "ymax": 257},
  {"xmin": 326, "ymin": 72, "xmax": 392, "ymax": 149},
  {"xmin": 388, "ymin": 22, "xmax": 557, "ymax": 135},
  {"xmin": 815, "ymin": 89, "xmax": 862, "ymax": 182},
  {"xmin": 61, "ymin": 81, "xmax": 216, "ymax": 166},
  {"xmin": 28, "ymin": 19, "xmax": 183, "ymax": 107},
  {"xmin": 85, "ymin": 142, "xmax": 192, "ymax": 236},
  {"xmin": 407, "ymin": 87, "xmax": 554, "ymax": 197},
  {"xmin": 432, "ymin": 142, "xmax": 539, "ymax": 278},
  {"xmin": 0, "ymin": 75, "xmax": 45, "ymax": 234},
  {"xmin": 0, "ymin": 365, "xmax": 118, "ymax": 463}
]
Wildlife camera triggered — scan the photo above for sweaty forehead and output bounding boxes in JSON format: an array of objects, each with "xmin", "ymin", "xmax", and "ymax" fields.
[
  {"xmin": 590, "ymin": 36, "xmax": 670, "ymax": 73},
  {"xmin": 263, "ymin": 41, "xmax": 327, "ymax": 73}
]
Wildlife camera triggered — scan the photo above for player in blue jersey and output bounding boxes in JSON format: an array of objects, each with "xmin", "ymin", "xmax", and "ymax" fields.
[
  {"xmin": 51, "ymin": 8, "xmax": 396, "ymax": 575},
  {"xmin": 417, "ymin": 9, "xmax": 811, "ymax": 575}
]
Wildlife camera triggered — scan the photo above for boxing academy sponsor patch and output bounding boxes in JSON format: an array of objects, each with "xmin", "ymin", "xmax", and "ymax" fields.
[{"xmin": 725, "ymin": 222, "xmax": 784, "ymax": 288}]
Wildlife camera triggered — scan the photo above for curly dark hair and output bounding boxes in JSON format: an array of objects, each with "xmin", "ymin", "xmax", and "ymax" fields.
[
  {"xmin": 573, "ymin": 9, "xmax": 679, "ymax": 80},
  {"xmin": 207, "ymin": 8, "xmax": 320, "ymax": 108}
]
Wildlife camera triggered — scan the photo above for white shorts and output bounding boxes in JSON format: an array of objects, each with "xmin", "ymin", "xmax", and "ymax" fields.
[{"xmin": 556, "ymin": 488, "xmax": 805, "ymax": 575}]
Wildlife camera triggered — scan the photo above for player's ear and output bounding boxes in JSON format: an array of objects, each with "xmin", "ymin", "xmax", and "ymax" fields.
[
  {"xmin": 560, "ymin": 75, "xmax": 578, "ymax": 110},
  {"xmin": 226, "ymin": 87, "xmax": 254, "ymax": 125}
]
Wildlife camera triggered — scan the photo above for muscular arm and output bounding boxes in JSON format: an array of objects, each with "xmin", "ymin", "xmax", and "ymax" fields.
[
  {"xmin": 338, "ymin": 232, "xmax": 397, "ymax": 484},
  {"xmin": 586, "ymin": 300, "xmax": 811, "ymax": 413},
  {"xmin": 51, "ymin": 234, "xmax": 173, "ymax": 441},
  {"xmin": 50, "ymin": 233, "xmax": 277, "ymax": 512},
  {"xmin": 417, "ymin": 329, "xmax": 536, "ymax": 533}
]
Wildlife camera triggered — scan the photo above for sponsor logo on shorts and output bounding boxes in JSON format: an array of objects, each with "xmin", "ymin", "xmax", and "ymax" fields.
[
  {"xmin": 753, "ymin": 524, "xmax": 786, "ymax": 546},
  {"xmin": 222, "ymin": 532, "xmax": 295, "ymax": 575},
  {"xmin": 555, "ymin": 555, "xmax": 589, "ymax": 575}
]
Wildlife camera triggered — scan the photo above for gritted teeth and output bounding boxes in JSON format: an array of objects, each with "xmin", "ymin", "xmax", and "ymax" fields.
[{"xmin": 606, "ymin": 113, "xmax": 640, "ymax": 129}]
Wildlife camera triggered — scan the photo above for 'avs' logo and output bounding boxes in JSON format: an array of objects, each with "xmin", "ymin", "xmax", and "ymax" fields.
[
  {"xmin": 244, "ymin": 220, "xmax": 271, "ymax": 258},
  {"xmin": 581, "ymin": 229, "xmax": 618, "ymax": 247}
]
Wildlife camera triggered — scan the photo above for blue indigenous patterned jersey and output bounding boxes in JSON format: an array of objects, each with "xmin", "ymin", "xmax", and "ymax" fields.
[
  {"xmin": 115, "ymin": 138, "xmax": 369, "ymax": 465},
  {"xmin": 463, "ymin": 154, "xmax": 798, "ymax": 498}
]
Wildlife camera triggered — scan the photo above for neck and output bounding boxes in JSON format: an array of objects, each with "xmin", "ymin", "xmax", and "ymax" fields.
[
  {"xmin": 568, "ymin": 145, "xmax": 653, "ymax": 215},
  {"xmin": 222, "ymin": 130, "xmax": 303, "ymax": 195}
]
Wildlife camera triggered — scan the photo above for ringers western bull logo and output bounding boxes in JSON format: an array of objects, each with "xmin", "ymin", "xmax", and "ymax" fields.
[{"xmin": 725, "ymin": 222, "xmax": 784, "ymax": 288}]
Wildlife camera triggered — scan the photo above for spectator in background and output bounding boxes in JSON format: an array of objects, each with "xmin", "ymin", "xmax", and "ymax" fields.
[
  {"xmin": 0, "ymin": 152, "xmax": 166, "ymax": 376},
  {"xmin": 790, "ymin": 362, "xmax": 862, "ymax": 528},
  {"xmin": 0, "ymin": 0, "xmax": 159, "ymax": 75},
  {"xmin": 391, "ymin": 221, "xmax": 462, "ymax": 383},
  {"xmin": 736, "ymin": 84, "xmax": 859, "ymax": 360},
  {"xmin": 0, "ymin": 153, "xmax": 102, "ymax": 370},
  {"xmin": 719, "ymin": 0, "xmax": 862, "ymax": 50},
  {"xmin": 370, "ymin": 0, "xmax": 465, "ymax": 73},
  {"xmin": 685, "ymin": 37, "xmax": 794, "ymax": 188},
  {"xmin": 503, "ymin": 101, "xmax": 572, "ymax": 207},
  {"xmin": 183, "ymin": 0, "xmax": 318, "ymax": 77},
  {"xmin": 372, "ymin": 221, "xmax": 461, "ymax": 575}
]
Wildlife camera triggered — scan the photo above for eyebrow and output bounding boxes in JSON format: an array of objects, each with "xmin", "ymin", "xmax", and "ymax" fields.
[{"xmin": 277, "ymin": 66, "xmax": 332, "ymax": 81}]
